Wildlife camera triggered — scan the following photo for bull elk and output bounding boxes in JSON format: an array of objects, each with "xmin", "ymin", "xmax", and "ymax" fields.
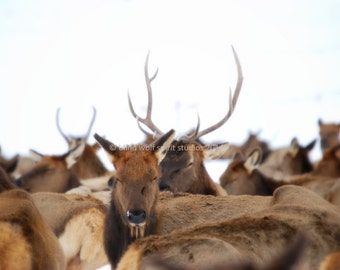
[
  {"xmin": 128, "ymin": 47, "xmax": 243, "ymax": 195},
  {"xmin": 56, "ymin": 106, "xmax": 109, "ymax": 179}
]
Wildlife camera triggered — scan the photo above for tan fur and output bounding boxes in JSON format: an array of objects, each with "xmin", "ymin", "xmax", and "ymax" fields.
[
  {"xmin": 59, "ymin": 207, "xmax": 108, "ymax": 270},
  {"xmin": 0, "ymin": 222, "xmax": 33, "ymax": 270},
  {"xmin": 117, "ymin": 186, "xmax": 340, "ymax": 270},
  {"xmin": 0, "ymin": 189, "xmax": 66, "ymax": 270},
  {"xmin": 319, "ymin": 252, "xmax": 340, "ymax": 270},
  {"xmin": 32, "ymin": 192, "xmax": 108, "ymax": 270}
]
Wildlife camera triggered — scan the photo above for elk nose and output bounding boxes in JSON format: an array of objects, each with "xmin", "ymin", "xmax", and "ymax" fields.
[
  {"xmin": 14, "ymin": 179, "xmax": 22, "ymax": 187},
  {"xmin": 159, "ymin": 181, "xmax": 171, "ymax": 191},
  {"xmin": 126, "ymin": 209, "xmax": 146, "ymax": 224},
  {"xmin": 320, "ymin": 139, "xmax": 328, "ymax": 150}
]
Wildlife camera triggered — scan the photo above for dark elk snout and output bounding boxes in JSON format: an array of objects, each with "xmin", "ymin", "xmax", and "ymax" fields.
[{"xmin": 126, "ymin": 209, "xmax": 146, "ymax": 224}]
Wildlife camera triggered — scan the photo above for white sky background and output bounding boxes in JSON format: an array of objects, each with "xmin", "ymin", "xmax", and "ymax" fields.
[{"xmin": 1, "ymin": 0, "xmax": 340, "ymax": 182}]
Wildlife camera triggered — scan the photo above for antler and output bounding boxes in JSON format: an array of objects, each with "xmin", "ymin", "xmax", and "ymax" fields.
[
  {"xmin": 56, "ymin": 106, "xmax": 97, "ymax": 145},
  {"xmin": 188, "ymin": 45, "xmax": 243, "ymax": 140},
  {"xmin": 56, "ymin": 107, "xmax": 71, "ymax": 145},
  {"xmin": 128, "ymin": 51, "xmax": 164, "ymax": 137},
  {"xmin": 84, "ymin": 106, "xmax": 97, "ymax": 141}
]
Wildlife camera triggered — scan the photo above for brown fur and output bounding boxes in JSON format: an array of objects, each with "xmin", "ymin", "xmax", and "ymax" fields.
[
  {"xmin": 70, "ymin": 142, "xmax": 108, "ymax": 179},
  {"xmin": 0, "ymin": 189, "xmax": 66, "ymax": 270},
  {"xmin": 117, "ymin": 185, "xmax": 340, "ymax": 270}
]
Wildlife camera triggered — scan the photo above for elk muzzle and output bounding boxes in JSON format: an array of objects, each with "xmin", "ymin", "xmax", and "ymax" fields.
[{"xmin": 126, "ymin": 209, "xmax": 146, "ymax": 239}]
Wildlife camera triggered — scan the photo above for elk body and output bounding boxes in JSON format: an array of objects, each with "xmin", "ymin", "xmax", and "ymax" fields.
[
  {"xmin": 128, "ymin": 47, "xmax": 243, "ymax": 195},
  {"xmin": 0, "ymin": 168, "xmax": 66, "ymax": 270},
  {"xmin": 117, "ymin": 185, "xmax": 340, "ymax": 270}
]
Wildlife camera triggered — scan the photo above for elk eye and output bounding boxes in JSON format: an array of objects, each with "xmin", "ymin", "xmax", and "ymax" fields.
[
  {"xmin": 152, "ymin": 176, "xmax": 158, "ymax": 182},
  {"xmin": 186, "ymin": 162, "xmax": 193, "ymax": 168},
  {"xmin": 141, "ymin": 186, "xmax": 146, "ymax": 195}
]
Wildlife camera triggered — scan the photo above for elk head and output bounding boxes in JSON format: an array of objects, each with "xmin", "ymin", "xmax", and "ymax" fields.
[
  {"xmin": 219, "ymin": 148, "xmax": 274, "ymax": 195},
  {"xmin": 313, "ymin": 144, "xmax": 340, "ymax": 177},
  {"xmin": 318, "ymin": 119, "xmax": 340, "ymax": 153},
  {"xmin": 15, "ymin": 144, "xmax": 84, "ymax": 193},
  {"xmin": 128, "ymin": 47, "xmax": 243, "ymax": 195},
  {"xmin": 94, "ymin": 129, "xmax": 175, "ymax": 238},
  {"xmin": 56, "ymin": 106, "xmax": 108, "ymax": 179}
]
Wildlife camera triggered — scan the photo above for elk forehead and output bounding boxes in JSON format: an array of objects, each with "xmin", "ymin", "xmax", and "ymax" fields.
[{"xmin": 114, "ymin": 147, "xmax": 161, "ymax": 181}]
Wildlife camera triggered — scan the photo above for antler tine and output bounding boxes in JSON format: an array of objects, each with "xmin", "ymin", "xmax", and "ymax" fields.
[
  {"xmin": 84, "ymin": 106, "xmax": 97, "ymax": 141},
  {"xmin": 128, "ymin": 51, "xmax": 164, "ymax": 137},
  {"xmin": 193, "ymin": 46, "xmax": 243, "ymax": 140},
  {"xmin": 56, "ymin": 107, "xmax": 71, "ymax": 145}
]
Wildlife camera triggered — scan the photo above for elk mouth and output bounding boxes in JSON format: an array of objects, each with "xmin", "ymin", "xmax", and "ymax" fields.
[
  {"xmin": 126, "ymin": 209, "xmax": 147, "ymax": 239},
  {"xmin": 128, "ymin": 222, "xmax": 146, "ymax": 239}
]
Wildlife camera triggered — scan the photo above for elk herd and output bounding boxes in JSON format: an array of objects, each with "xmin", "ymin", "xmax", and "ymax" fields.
[{"xmin": 0, "ymin": 47, "xmax": 339, "ymax": 270}]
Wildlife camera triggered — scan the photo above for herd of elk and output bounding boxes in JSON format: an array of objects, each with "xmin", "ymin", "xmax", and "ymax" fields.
[
  {"xmin": 1, "ymin": 47, "xmax": 340, "ymax": 270},
  {"xmin": 219, "ymin": 147, "xmax": 340, "ymax": 206}
]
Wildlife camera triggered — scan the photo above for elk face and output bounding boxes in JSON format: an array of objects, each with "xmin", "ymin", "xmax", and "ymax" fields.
[
  {"xmin": 280, "ymin": 138, "xmax": 316, "ymax": 175},
  {"xmin": 159, "ymin": 140, "xmax": 229, "ymax": 194},
  {"xmin": 318, "ymin": 119, "xmax": 340, "ymax": 152},
  {"xmin": 313, "ymin": 144, "xmax": 340, "ymax": 177},
  {"xmin": 15, "ymin": 144, "xmax": 84, "ymax": 193},
  {"xmin": 94, "ymin": 129, "xmax": 175, "ymax": 239},
  {"xmin": 220, "ymin": 149, "xmax": 263, "ymax": 195}
]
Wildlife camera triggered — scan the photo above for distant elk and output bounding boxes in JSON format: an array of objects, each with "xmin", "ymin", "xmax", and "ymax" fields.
[
  {"xmin": 219, "ymin": 147, "xmax": 340, "ymax": 206},
  {"xmin": 128, "ymin": 47, "xmax": 243, "ymax": 196},
  {"xmin": 318, "ymin": 118, "xmax": 340, "ymax": 153},
  {"xmin": 257, "ymin": 137, "xmax": 316, "ymax": 179},
  {"xmin": 217, "ymin": 130, "xmax": 272, "ymax": 163},
  {"xmin": 56, "ymin": 106, "xmax": 109, "ymax": 179},
  {"xmin": 15, "ymin": 144, "xmax": 85, "ymax": 193}
]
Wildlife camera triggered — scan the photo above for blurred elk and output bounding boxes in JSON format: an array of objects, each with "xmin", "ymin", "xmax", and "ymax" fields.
[
  {"xmin": 15, "ymin": 144, "xmax": 84, "ymax": 193},
  {"xmin": 318, "ymin": 118, "xmax": 340, "ymax": 153},
  {"xmin": 128, "ymin": 47, "xmax": 243, "ymax": 196},
  {"xmin": 56, "ymin": 106, "xmax": 109, "ymax": 179},
  {"xmin": 258, "ymin": 137, "xmax": 316, "ymax": 180},
  {"xmin": 214, "ymin": 130, "xmax": 272, "ymax": 162},
  {"xmin": 219, "ymin": 147, "xmax": 340, "ymax": 206}
]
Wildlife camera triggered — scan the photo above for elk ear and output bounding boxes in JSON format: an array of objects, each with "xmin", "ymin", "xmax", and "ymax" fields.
[
  {"xmin": 305, "ymin": 139, "xmax": 317, "ymax": 152},
  {"xmin": 152, "ymin": 129, "xmax": 176, "ymax": 164},
  {"xmin": 244, "ymin": 148, "xmax": 262, "ymax": 173},
  {"xmin": 65, "ymin": 143, "xmax": 85, "ymax": 169},
  {"xmin": 29, "ymin": 149, "xmax": 44, "ymax": 163},
  {"xmin": 94, "ymin": 133, "xmax": 121, "ymax": 164},
  {"xmin": 318, "ymin": 118, "xmax": 323, "ymax": 126},
  {"xmin": 289, "ymin": 138, "xmax": 300, "ymax": 157},
  {"xmin": 203, "ymin": 143, "xmax": 230, "ymax": 160}
]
